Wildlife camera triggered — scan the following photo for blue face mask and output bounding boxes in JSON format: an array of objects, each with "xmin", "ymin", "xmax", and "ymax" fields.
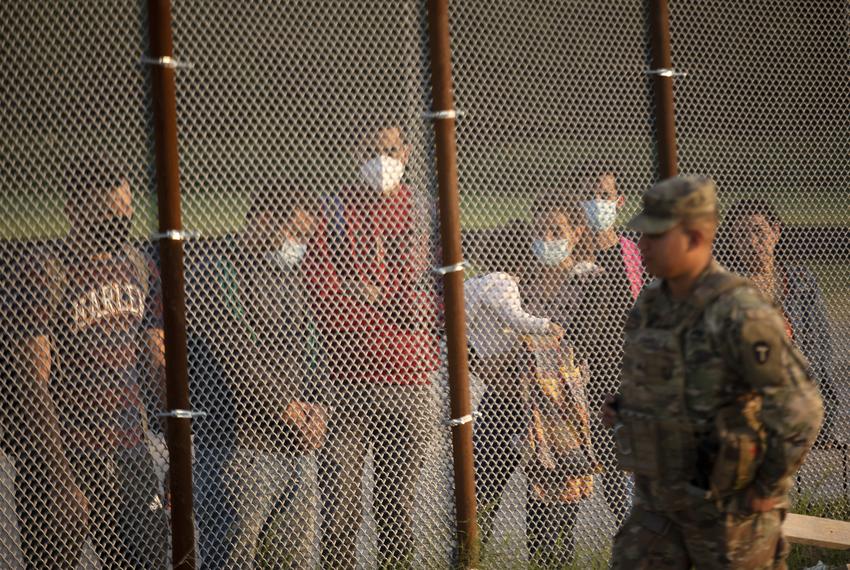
[
  {"xmin": 581, "ymin": 199, "xmax": 618, "ymax": 231},
  {"xmin": 532, "ymin": 238, "xmax": 572, "ymax": 266}
]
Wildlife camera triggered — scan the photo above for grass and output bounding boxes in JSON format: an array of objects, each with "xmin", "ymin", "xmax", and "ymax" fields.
[
  {"xmin": 478, "ymin": 538, "xmax": 611, "ymax": 570},
  {"xmin": 0, "ymin": 190, "xmax": 248, "ymax": 241},
  {"xmin": 459, "ymin": 189, "xmax": 850, "ymax": 230},
  {"xmin": 788, "ymin": 494, "xmax": 850, "ymax": 569},
  {"xmin": 2, "ymin": 175, "xmax": 849, "ymax": 240}
]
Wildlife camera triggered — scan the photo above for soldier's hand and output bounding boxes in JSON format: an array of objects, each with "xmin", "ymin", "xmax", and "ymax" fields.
[{"xmin": 601, "ymin": 394, "xmax": 619, "ymax": 429}]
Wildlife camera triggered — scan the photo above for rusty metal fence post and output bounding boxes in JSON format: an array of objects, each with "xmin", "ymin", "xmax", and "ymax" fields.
[
  {"xmin": 647, "ymin": 0, "xmax": 679, "ymax": 178},
  {"xmin": 146, "ymin": 0, "xmax": 197, "ymax": 568},
  {"xmin": 425, "ymin": 0, "xmax": 480, "ymax": 567}
]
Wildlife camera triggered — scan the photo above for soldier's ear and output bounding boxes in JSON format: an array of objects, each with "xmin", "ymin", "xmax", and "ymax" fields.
[{"xmin": 685, "ymin": 226, "xmax": 708, "ymax": 250}]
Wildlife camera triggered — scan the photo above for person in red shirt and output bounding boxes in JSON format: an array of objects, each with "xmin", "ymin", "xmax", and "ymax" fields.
[{"xmin": 303, "ymin": 123, "xmax": 440, "ymax": 569}]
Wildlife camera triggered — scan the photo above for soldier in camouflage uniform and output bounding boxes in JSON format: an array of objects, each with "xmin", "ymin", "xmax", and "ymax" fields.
[{"xmin": 602, "ymin": 176, "xmax": 823, "ymax": 569}]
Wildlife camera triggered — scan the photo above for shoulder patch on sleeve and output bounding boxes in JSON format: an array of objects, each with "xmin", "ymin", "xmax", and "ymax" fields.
[{"xmin": 752, "ymin": 341, "xmax": 771, "ymax": 364}]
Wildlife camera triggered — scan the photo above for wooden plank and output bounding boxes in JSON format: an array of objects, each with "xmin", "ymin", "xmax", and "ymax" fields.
[{"xmin": 784, "ymin": 512, "xmax": 850, "ymax": 550}]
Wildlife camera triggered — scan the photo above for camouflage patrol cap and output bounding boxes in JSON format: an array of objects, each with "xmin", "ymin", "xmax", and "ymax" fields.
[{"xmin": 627, "ymin": 175, "xmax": 718, "ymax": 234}]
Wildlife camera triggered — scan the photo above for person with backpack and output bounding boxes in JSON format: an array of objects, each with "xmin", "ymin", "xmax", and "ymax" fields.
[{"xmin": 468, "ymin": 219, "xmax": 598, "ymax": 567}]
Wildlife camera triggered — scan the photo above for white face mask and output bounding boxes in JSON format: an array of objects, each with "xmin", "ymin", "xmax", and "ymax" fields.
[
  {"xmin": 360, "ymin": 155, "xmax": 405, "ymax": 194},
  {"xmin": 269, "ymin": 238, "xmax": 307, "ymax": 267},
  {"xmin": 582, "ymin": 199, "xmax": 618, "ymax": 231},
  {"xmin": 532, "ymin": 238, "xmax": 572, "ymax": 266}
]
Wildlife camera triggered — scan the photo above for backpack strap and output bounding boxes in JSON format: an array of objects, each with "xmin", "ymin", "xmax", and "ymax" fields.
[{"xmin": 214, "ymin": 256, "xmax": 257, "ymax": 343}]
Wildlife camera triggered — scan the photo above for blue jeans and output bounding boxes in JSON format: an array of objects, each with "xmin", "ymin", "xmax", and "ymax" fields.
[
  {"xmin": 194, "ymin": 445, "xmax": 237, "ymax": 569},
  {"xmin": 194, "ymin": 446, "xmax": 309, "ymax": 569}
]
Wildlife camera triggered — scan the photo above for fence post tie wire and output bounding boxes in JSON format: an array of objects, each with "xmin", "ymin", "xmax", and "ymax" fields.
[
  {"xmin": 141, "ymin": 55, "xmax": 194, "ymax": 70},
  {"xmin": 151, "ymin": 230, "xmax": 196, "ymax": 241},
  {"xmin": 424, "ymin": 109, "xmax": 460, "ymax": 120},
  {"xmin": 434, "ymin": 260, "xmax": 468, "ymax": 275},
  {"xmin": 156, "ymin": 410, "xmax": 207, "ymax": 420},
  {"xmin": 645, "ymin": 67, "xmax": 687, "ymax": 77},
  {"xmin": 445, "ymin": 411, "xmax": 481, "ymax": 428}
]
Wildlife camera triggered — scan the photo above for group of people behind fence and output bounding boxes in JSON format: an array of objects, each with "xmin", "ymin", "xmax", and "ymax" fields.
[
  {"xmin": 0, "ymin": 120, "xmax": 841, "ymax": 569},
  {"xmin": 0, "ymin": 121, "xmax": 443, "ymax": 569},
  {"xmin": 465, "ymin": 164, "xmax": 642, "ymax": 565},
  {"xmin": 464, "ymin": 170, "xmax": 841, "ymax": 565},
  {"xmin": 187, "ymin": 121, "xmax": 442, "ymax": 569}
]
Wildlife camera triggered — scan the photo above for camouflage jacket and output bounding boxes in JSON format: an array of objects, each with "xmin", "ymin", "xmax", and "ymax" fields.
[{"xmin": 615, "ymin": 261, "xmax": 823, "ymax": 513}]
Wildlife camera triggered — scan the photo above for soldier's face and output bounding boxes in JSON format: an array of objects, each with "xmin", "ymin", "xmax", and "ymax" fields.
[{"xmin": 638, "ymin": 225, "xmax": 691, "ymax": 278}]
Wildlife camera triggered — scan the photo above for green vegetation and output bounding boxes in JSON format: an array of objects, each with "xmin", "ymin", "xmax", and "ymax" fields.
[
  {"xmin": 788, "ymin": 494, "xmax": 850, "ymax": 569},
  {"xmin": 459, "ymin": 189, "xmax": 850, "ymax": 230},
  {"xmin": 2, "ymin": 181, "xmax": 848, "ymax": 240},
  {"xmin": 458, "ymin": 530, "xmax": 612, "ymax": 570}
]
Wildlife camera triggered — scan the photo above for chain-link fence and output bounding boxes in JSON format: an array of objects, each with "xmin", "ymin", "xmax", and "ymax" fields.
[
  {"xmin": 1, "ymin": 1, "xmax": 848, "ymax": 569},
  {"xmin": 668, "ymin": 0, "xmax": 850, "ymax": 525}
]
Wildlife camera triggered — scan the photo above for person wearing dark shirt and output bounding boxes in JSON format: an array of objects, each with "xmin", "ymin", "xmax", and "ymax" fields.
[
  {"xmin": 1, "ymin": 252, "xmax": 88, "ymax": 569},
  {"xmin": 576, "ymin": 166, "xmax": 644, "ymax": 525},
  {"xmin": 188, "ymin": 185, "xmax": 326, "ymax": 568},
  {"xmin": 14, "ymin": 158, "xmax": 169, "ymax": 568},
  {"xmin": 577, "ymin": 164, "xmax": 643, "ymax": 300}
]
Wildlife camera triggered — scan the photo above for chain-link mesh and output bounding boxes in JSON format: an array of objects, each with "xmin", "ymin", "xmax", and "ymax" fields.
[
  {"xmin": 668, "ymin": 0, "xmax": 850, "ymax": 524},
  {"xmin": 171, "ymin": 2, "xmax": 455, "ymax": 569},
  {"xmin": 0, "ymin": 3, "xmax": 170, "ymax": 568},
  {"xmin": 451, "ymin": 2, "xmax": 654, "ymax": 567},
  {"xmin": 0, "ymin": 1, "xmax": 848, "ymax": 569}
]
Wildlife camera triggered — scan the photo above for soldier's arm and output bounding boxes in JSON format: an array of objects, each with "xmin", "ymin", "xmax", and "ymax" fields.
[{"xmin": 726, "ymin": 299, "xmax": 824, "ymax": 501}]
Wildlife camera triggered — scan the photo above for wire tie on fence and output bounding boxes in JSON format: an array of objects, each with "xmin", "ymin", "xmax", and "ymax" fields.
[
  {"xmin": 434, "ymin": 260, "xmax": 468, "ymax": 275},
  {"xmin": 156, "ymin": 409, "xmax": 206, "ymax": 420},
  {"xmin": 446, "ymin": 411, "xmax": 480, "ymax": 428},
  {"xmin": 424, "ymin": 109, "xmax": 459, "ymax": 120},
  {"xmin": 645, "ymin": 68, "xmax": 687, "ymax": 78},
  {"xmin": 141, "ymin": 55, "xmax": 194, "ymax": 70},
  {"xmin": 151, "ymin": 229, "xmax": 195, "ymax": 241}
]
